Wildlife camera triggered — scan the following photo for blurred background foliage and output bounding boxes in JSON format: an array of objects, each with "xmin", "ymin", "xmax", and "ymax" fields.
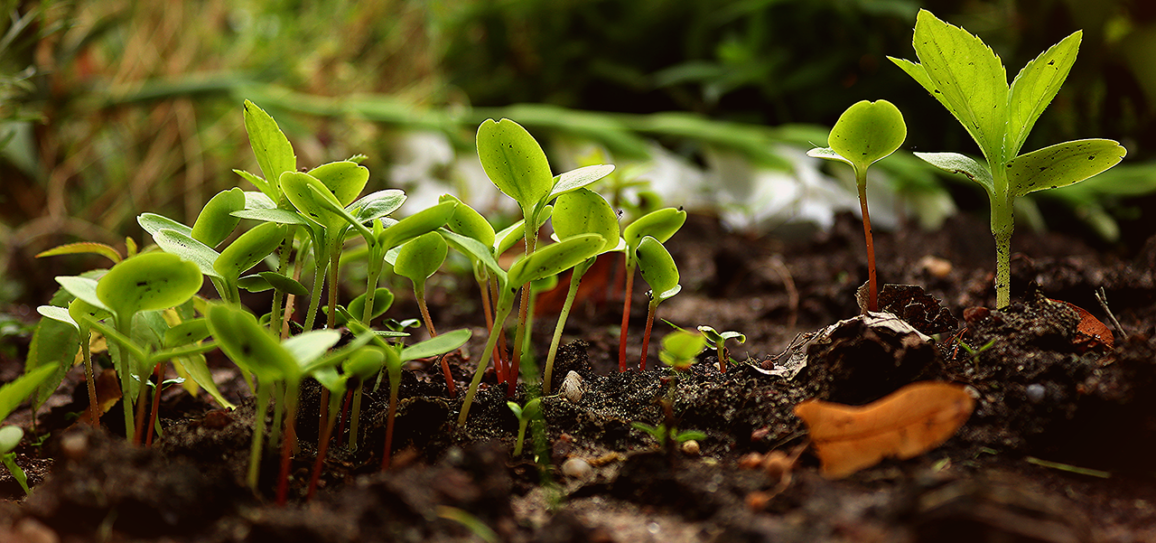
[{"xmin": 2, "ymin": 0, "xmax": 1155, "ymax": 306}]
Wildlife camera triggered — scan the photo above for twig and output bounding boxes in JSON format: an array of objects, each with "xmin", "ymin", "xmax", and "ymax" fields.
[
  {"xmin": 769, "ymin": 255, "xmax": 798, "ymax": 329},
  {"xmin": 1094, "ymin": 287, "xmax": 1127, "ymax": 338}
]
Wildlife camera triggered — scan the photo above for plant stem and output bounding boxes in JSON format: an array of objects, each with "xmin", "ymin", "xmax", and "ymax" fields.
[
  {"xmin": 270, "ymin": 225, "xmax": 298, "ymax": 336},
  {"xmin": 276, "ymin": 380, "xmax": 300, "ymax": 506},
  {"xmin": 639, "ymin": 298, "xmax": 658, "ymax": 371},
  {"xmin": 145, "ymin": 362, "xmax": 164, "ymax": 446},
  {"xmin": 381, "ymin": 368, "xmax": 401, "ymax": 469},
  {"xmin": 856, "ymin": 175, "xmax": 878, "ymax": 313},
  {"xmin": 80, "ymin": 327, "xmax": 99, "ymax": 429},
  {"xmin": 459, "ymin": 289, "xmax": 515, "ymax": 425},
  {"xmin": 507, "ymin": 227, "xmax": 538, "ymax": 398},
  {"xmin": 132, "ymin": 362, "xmax": 152, "ymax": 446},
  {"xmin": 348, "ymin": 385, "xmax": 364, "ymax": 451},
  {"xmin": 618, "ymin": 261, "xmax": 637, "ymax": 372},
  {"xmin": 112, "ymin": 319, "xmax": 136, "ymax": 441},
  {"xmin": 543, "ymin": 260, "xmax": 589, "ymax": 394},
  {"xmin": 488, "ymin": 277, "xmax": 507, "ymax": 384},
  {"xmin": 307, "ymin": 390, "xmax": 341, "ymax": 500},
  {"xmin": 247, "ymin": 383, "xmax": 271, "ymax": 491},
  {"xmin": 994, "ymin": 226, "xmax": 1013, "ymax": 309}
]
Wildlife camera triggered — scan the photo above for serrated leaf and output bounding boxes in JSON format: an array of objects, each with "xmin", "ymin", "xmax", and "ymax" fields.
[
  {"xmin": 1006, "ymin": 139, "xmax": 1127, "ymax": 197},
  {"xmin": 152, "ymin": 230, "xmax": 223, "ymax": 279},
  {"xmin": 1005, "ymin": 32, "xmax": 1082, "ymax": 158},
  {"xmin": 636, "ymin": 236, "xmax": 681, "ymax": 302},
  {"xmin": 24, "ymin": 317, "xmax": 79, "ymax": 411},
  {"xmin": 243, "ymin": 100, "xmax": 295, "ymax": 192},
  {"xmin": 476, "ymin": 118, "xmax": 554, "ymax": 212},
  {"xmin": 400, "ymin": 328, "xmax": 471, "ymax": 361},
  {"xmin": 914, "ymin": 151, "xmax": 995, "ymax": 196},
  {"xmin": 35, "ymin": 242, "xmax": 121, "ymax": 264},
  {"xmin": 191, "ymin": 188, "xmax": 246, "ymax": 248},
  {"xmin": 308, "ymin": 161, "xmax": 370, "ymax": 207},
  {"xmin": 507, "ymin": 234, "xmax": 602, "ymax": 287}
]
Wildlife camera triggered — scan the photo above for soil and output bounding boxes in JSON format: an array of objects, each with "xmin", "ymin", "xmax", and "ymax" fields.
[{"xmin": 2, "ymin": 211, "xmax": 1155, "ymax": 543}]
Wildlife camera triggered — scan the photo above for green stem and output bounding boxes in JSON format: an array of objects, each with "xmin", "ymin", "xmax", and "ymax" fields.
[
  {"xmin": 543, "ymin": 259, "xmax": 590, "ymax": 394},
  {"xmin": 991, "ymin": 192, "xmax": 1015, "ymax": 309},
  {"xmin": 247, "ymin": 382, "xmax": 271, "ymax": 491},
  {"xmin": 513, "ymin": 419, "xmax": 528, "ymax": 456},
  {"xmin": 348, "ymin": 385, "xmax": 364, "ymax": 451},
  {"xmin": 270, "ymin": 225, "xmax": 299, "ymax": 335},
  {"xmin": 302, "ymin": 245, "xmax": 329, "ymax": 332},
  {"xmin": 113, "ymin": 316, "xmax": 136, "ymax": 442},
  {"xmin": 459, "ymin": 289, "xmax": 515, "ymax": 425},
  {"xmin": 276, "ymin": 379, "xmax": 300, "ymax": 506},
  {"xmin": 507, "ymin": 224, "xmax": 538, "ymax": 398},
  {"xmin": 362, "ymin": 244, "xmax": 386, "ymax": 324},
  {"xmin": 856, "ymin": 174, "xmax": 878, "ymax": 313},
  {"xmin": 381, "ymin": 368, "xmax": 401, "ymax": 470},
  {"xmin": 307, "ymin": 388, "xmax": 342, "ymax": 500},
  {"xmin": 80, "ymin": 327, "xmax": 99, "ymax": 429}
]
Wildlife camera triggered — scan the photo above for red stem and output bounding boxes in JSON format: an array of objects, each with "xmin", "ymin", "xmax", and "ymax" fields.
[
  {"xmin": 858, "ymin": 182, "xmax": 878, "ymax": 313},
  {"xmin": 145, "ymin": 363, "xmax": 164, "ymax": 447},
  {"xmin": 439, "ymin": 355, "xmax": 456, "ymax": 398},
  {"xmin": 507, "ymin": 283, "xmax": 530, "ymax": 398},
  {"xmin": 337, "ymin": 388, "xmax": 354, "ymax": 443},
  {"xmin": 639, "ymin": 301, "xmax": 656, "ymax": 371},
  {"xmin": 618, "ymin": 267, "xmax": 636, "ymax": 372},
  {"xmin": 276, "ymin": 402, "xmax": 297, "ymax": 506},
  {"xmin": 306, "ymin": 409, "xmax": 336, "ymax": 500},
  {"xmin": 488, "ymin": 279, "xmax": 507, "ymax": 384}
]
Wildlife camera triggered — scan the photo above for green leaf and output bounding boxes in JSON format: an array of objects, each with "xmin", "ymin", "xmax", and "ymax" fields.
[
  {"xmin": 1005, "ymin": 32, "xmax": 1082, "ymax": 158},
  {"xmin": 400, "ymin": 328, "xmax": 472, "ymax": 361},
  {"xmin": 152, "ymin": 230, "xmax": 224, "ymax": 279},
  {"xmin": 191, "ymin": 188, "xmax": 246, "ymax": 248},
  {"xmin": 507, "ymin": 234, "xmax": 603, "ymax": 287},
  {"xmin": 348, "ymin": 288, "xmax": 394, "ymax": 322},
  {"xmin": 476, "ymin": 118, "xmax": 554, "ymax": 212},
  {"xmin": 35, "ymin": 242, "xmax": 122, "ymax": 265},
  {"xmin": 280, "ymin": 171, "xmax": 344, "ymax": 230},
  {"xmin": 164, "ymin": 318, "xmax": 210, "ymax": 347},
  {"xmin": 439, "ymin": 229, "xmax": 506, "ymax": 283},
  {"xmin": 56, "ymin": 276, "xmax": 107, "ymax": 311},
  {"xmin": 36, "ymin": 305, "xmax": 77, "ymax": 329},
  {"xmin": 904, "ymin": 9, "xmax": 1009, "ymax": 164},
  {"xmin": 552, "ymin": 188, "xmax": 620, "ymax": 253},
  {"xmin": 636, "ymin": 236, "xmax": 681, "ymax": 303},
  {"xmin": 243, "ymin": 100, "xmax": 296, "ymax": 194},
  {"xmin": 282, "ymin": 330, "xmax": 342, "ymax": 365},
  {"xmin": 233, "ymin": 170, "xmax": 275, "ymax": 201},
  {"xmin": 805, "ymin": 147, "xmax": 853, "ymax": 168},
  {"xmin": 97, "ymin": 253, "xmax": 203, "ymax": 319},
  {"xmin": 351, "ymin": 190, "xmax": 406, "ymax": 222},
  {"xmin": 394, "ymin": 232, "xmax": 448, "ymax": 283},
  {"xmin": 660, "ymin": 330, "xmax": 705, "ymax": 363},
  {"xmin": 138, "ymin": 213, "xmax": 193, "ymax": 238},
  {"xmin": 623, "ymin": 207, "xmax": 687, "ymax": 253},
  {"xmin": 548, "ymin": 164, "xmax": 616, "ymax": 201},
  {"xmin": 820, "ymin": 100, "xmax": 906, "ymax": 175},
  {"xmin": 214, "ymin": 222, "xmax": 287, "ymax": 281},
  {"xmin": 230, "ymin": 208, "xmax": 311, "ymax": 225},
  {"xmin": 1005, "ymin": 139, "xmax": 1127, "ymax": 197},
  {"xmin": 0, "ymin": 365, "xmax": 57, "ymax": 421},
  {"xmin": 308, "ymin": 161, "xmax": 370, "ymax": 207},
  {"xmin": 344, "ymin": 347, "xmax": 386, "ymax": 381},
  {"xmin": 25, "ymin": 315, "xmax": 80, "ymax": 411},
  {"xmin": 170, "ymin": 353, "xmax": 237, "ymax": 410},
  {"xmin": 914, "ymin": 151, "xmax": 995, "ymax": 196},
  {"xmin": 506, "ymin": 401, "xmax": 523, "ymax": 420},
  {"xmin": 494, "ymin": 219, "xmax": 527, "ymax": 256},
  {"xmin": 237, "ymin": 274, "xmax": 272, "ymax": 293},
  {"xmin": 207, "ymin": 304, "xmax": 298, "ymax": 382},
  {"xmin": 0, "ymin": 426, "xmax": 22, "ymax": 454},
  {"xmin": 440, "ymin": 194, "xmax": 496, "ymax": 247},
  {"xmin": 258, "ymin": 271, "xmax": 309, "ymax": 297},
  {"xmin": 377, "ymin": 200, "xmax": 458, "ymax": 250}
]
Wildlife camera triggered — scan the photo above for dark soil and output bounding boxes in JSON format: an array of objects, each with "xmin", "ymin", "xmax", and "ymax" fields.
[{"xmin": 2, "ymin": 212, "xmax": 1155, "ymax": 543}]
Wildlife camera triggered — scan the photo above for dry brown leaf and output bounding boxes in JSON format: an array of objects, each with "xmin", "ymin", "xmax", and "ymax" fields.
[
  {"xmin": 74, "ymin": 369, "xmax": 122, "ymax": 427},
  {"xmin": 794, "ymin": 381, "xmax": 974, "ymax": 479},
  {"xmin": 1051, "ymin": 298, "xmax": 1114, "ymax": 351}
]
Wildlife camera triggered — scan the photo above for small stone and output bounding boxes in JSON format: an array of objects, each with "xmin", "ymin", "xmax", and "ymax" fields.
[
  {"xmin": 681, "ymin": 440, "xmax": 700, "ymax": 456},
  {"xmin": 561, "ymin": 457, "xmax": 593, "ymax": 479},
  {"xmin": 1026, "ymin": 383, "xmax": 1046, "ymax": 403},
  {"xmin": 919, "ymin": 255, "xmax": 953, "ymax": 279}
]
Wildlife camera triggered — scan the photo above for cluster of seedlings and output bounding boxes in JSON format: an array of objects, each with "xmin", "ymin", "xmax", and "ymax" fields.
[{"xmin": 6, "ymin": 9, "xmax": 1126, "ymax": 499}]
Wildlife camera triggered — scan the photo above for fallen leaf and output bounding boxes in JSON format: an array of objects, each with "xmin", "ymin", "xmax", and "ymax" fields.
[
  {"xmin": 1050, "ymin": 299, "xmax": 1113, "ymax": 351},
  {"xmin": 794, "ymin": 381, "xmax": 974, "ymax": 478}
]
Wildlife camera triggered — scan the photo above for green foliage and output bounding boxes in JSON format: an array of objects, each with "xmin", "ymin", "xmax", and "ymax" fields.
[
  {"xmin": 395, "ymin": 232, "xmax": 448, "ymax": 284},
  {"xmin": 809, "ymin": 100, "xmax": 906, "ymax": 176},
  {"xmin": 658, "ymin": 330, "xmax": 705, "ymax": 372},
  {"xmin": 507, "ymin": 397, "xmax": 542, "ymax": 457},
  {"xmin": 636, "ymin": 237, "xmax": 681, "ymax": 303},
  {"xmin": 192, "ymin": 188, "xmax": 246, "ymax": 248}
]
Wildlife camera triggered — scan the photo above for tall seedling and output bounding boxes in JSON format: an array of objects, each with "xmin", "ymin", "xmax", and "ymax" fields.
[
  {"xmin": 618, "ymin": 208, "xmax": 686, "ymax": 371},
  {"xmin": 394, "ymin": 232, "xmax": 456, "ymax": 396},
  {"xmin": 890, "ymin": 10, "xmax": 1126, "ymax": 308},
  {"xmin": 634, "ymin": 236, "xmax": 682, "ymax": 371},
  {"xmin": 808, "ymin": 100, "xmax": 906, "ymax": 313}
]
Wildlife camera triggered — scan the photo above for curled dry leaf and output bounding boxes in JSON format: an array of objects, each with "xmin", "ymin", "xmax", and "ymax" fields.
[
  {"xmin": 1050, "ymin": 298, "xmax": 1113, "ymax": 351},
  {"xmin": 794, "ymin": 381, "xmax": 974, "ymax": 479}
]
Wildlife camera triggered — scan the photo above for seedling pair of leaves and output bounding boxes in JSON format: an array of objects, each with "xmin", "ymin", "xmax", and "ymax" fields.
[
  {"xmin": 616, "ymin": 208, "xmax": 687, "ymax": 372},
  {"xmin": 507, "ymin": 397, "xmax": 542, "ymax": 457},
  {"xmin": 889, "ymin": 10, "xmax": 1126, "ymax": 308}
]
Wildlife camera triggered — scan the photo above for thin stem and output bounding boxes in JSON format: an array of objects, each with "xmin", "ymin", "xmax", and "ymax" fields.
[
  {"xmin": 488, "ymin": 276, "xmax": 507, "ymax": 384},
  {"xmin": 544, "ymin": 260, "xmax": 588, "ymax": 394},
  {"xmin": 302, "ymin": 258, "xmax": 326, "ymax": 332},
  {"xmin": 146, "ymin": 362, "xmax": 164, "ymax": 446},
  {"xmin": 618, "ymin": 261, "xmax": 637, "ymax": 372},
  {"xmin": 113, "ymin": 318, "xmax": 136, "ymax": 441},
  {"xmin": 856, "ymin": 177, "xmax": 878, "ymax": 313},
  {"xmin": 459, "ymin": 289, "xmax": 514, "ymax": 425},
  {"xmin": 132, "ymin": 362, "xmax": 152, "ymax": 446},
  {"xmin": 639, "ymin": 298, "xmax": 658, "ymax": 371},
  {"xmin": 337, "ymin": 387, "xmax": 354, "ymax": 446},
  {"xmin": 508, "ymin": 283, "xmax": 530, "ymax": 398},
  {"xmin": 270, "ymin": 225, "xmax": 298, "ymax": 336},
  {"xmin": 247, "ymin": 382, "xmax": 271, "ymax": 491},
  {"xmin": 276, "ymin": 380, "xmax": 300, "ymax": 506},
  {"xmin": 348, "ymin": 385, "xmax": 364, "ymax": 451},
  {"xmin": 994, "ymin": 228, "xmax": 1012, "ymax": 309},
  {"xmin": 80, "ymin": 327, "xmax": 99, "ymax": 429},
  {"xmin": 307, "ymin": 390, "xmax": 341, "ymax": 500}
]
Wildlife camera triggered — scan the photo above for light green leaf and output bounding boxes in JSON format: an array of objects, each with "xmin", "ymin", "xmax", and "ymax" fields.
[
  {"xmin": 243, "ymin": 100, "xmax": 296, "ymax": 193},
  {"xmin": 191, "ymin": 188, "xmax": 246, "ymax": 248},
  {"xmin": 439, "ymin": 229, "xmax": 506, "ymax": 283},
  {"xmin": 914, "ymin": 151, "xmax": 995, "ymax": 196},
  {"xmin": 1006, "ymin": 139, "xmax": 1127, "ymax": 197},
  {"xmin": 138, "ymin": 213, "xmax": 193, "ymax": 238},
  {"xmin": 152, "ymin": 230, "xmax": 223, "ymax": 279},
  {"xmin": 394, "ymin": 232, "xmax": 448, "ymax": 284},
  {"xmin": 56, "ymin": 276, "xmax": 106, "ymax": 311},
  {"xmin": 553, "ymin": 188, "xmax": 620, "ymax": 253},
  {"xmin": 36, "ymin": 305, "xmax": 77, "ymax": 329},
  {"xmin": 25, "ymin": 314, "xmax": 80, "ymax": 411},
  {"xmin": 282, "ymin": 330, "xmax": 342, "ymax": 365},
  {"xmin": 440, "ymin": 194, "xmax": 496, "ymax": 247},
  {"xmin": 623, "ymin": 207, "xmax": 687, "ymax": 253},
  {"xmin": 636, "ymin": 236, "xmax": 681, "ymax": 302},
  {"xmin": 822, "ymin": 100, "xmax": 906, "ymax": 175},
  {"xmin": 35, "ymin": 242, "xmax": 121, "ymax": 265},
  {"xmin": 214, "ymin": 222, "xmax": 287, "ymax": 281},
  {"xmin": 661, "ymin": 330, "xmax": 706, "ymax": 361},
  {"xmin": 805, "ymin": 147, "xmax": 853, "ymax": 168},
  {"xmin": 344, "ymin": 347, "xmax": 386, "ymax": 381},
  {"xmin": 97, "ymin": 253, "xmax": 202, "ymax": 319},
  {"xmin": 547, "ymin": 164, "xmax": 616, "ymax": 201},
  {"xmin": 232, "ymin": 169, "xmax": 275, "ymax": 201},
  {"xmin": 507, "ymin": 234, "xmax": 602, "ymax": 287},
  {"xmin": 258, "ymin": 271, "xmax": 310, "ymax": 297},
  {"xmin": 476, "ymin": 118, "xmax": 554, "ymax": 212},
  {"xmin": 351, "ymin": 190, "xmax": 406, "ymax": 222},
  {"xmin": 280, "ymin": 171, "xmax": 343, "ymax": 230},
  {"xmin": 0, "ymin": 426, "xmax": 22, "ymax": 453},
  {"xmin": 0, "ymin": 365, "xmax": 57, "ymax": 421},
  {"xmin": 237, "ymin": 274, "xmax": 272, "ymax": 293},
  {"xmin": 908, "ymin": 9, "xmax": 1009, "ymax": 164},
  {"xmin": 1005, "ymin": 32, "xmax": 1082, "ymax": 158},
  {"xmin": 377, "ymin": 200, "xmax": 457, "ymax": 250},
  {"xmin": 207, "ymin": 304, "xmax": 298, "ymax": 382},
  {"xmin": 400, "ymin": 328, "xmax": 472, "ymax": 361},
  {"xmin": 170, "ymin": 353, "xmax": 237, "ymax": 410},
  {"xmin": 308, "ymin": 161, "xmax": 369, "ymax": 207},
  {"xmin": 230, "ymin": 208, "xmax": 311, "ymax": 225},
  {"xmin": 164, "ymin": 318, "xmax": 210, "ymax": 347}
]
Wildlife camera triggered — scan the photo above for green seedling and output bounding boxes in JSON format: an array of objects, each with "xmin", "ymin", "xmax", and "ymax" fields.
[
  {"xmin": 457, "ymin": 233, "xmax": 604, "ymax": 425},
  {"xmin": 0, "ymin": 365, "xmax": 57, "ymax": 495},
  {"xmin": 618, "ymin": 207, "xmax": 687, "ymax": 372},
  {"xmin": 507, "ymin": 397, "xmax": 542, "ymax": 457},
  {"xmin": 658, "ymin": 329, "xmax": 705, "ymax": 373},
  {"xmin": 34, "ymin": 298, "xmax": 109, "ymax": 429},
  {"xmin": 890, "ymin": 10, "xmax": 1126, "ymax": 308},
  {"xmin": 807, "ymin": 100, "xmax": 906, "ymax": 313},
  {"xmin": 394, "ymin": 231, "xmax": 456, "ymax": 396},
  {"xmin": 635, "ymin": 236, "xmax": 682, "ymax": 371},
  {"xmin": 543, "ymin": 187, "xmax": 622, "ymax": 394},
  {"xmin": 631, "ymin": 422, "xmax": 706, "ymax": 450},
  {"xmin": 696, "ymin": 326, "xmax": 746, "ymax": 373},
  {"xmin": 476, "ymin": 118, "xmax": 613, "ymax": 397}
]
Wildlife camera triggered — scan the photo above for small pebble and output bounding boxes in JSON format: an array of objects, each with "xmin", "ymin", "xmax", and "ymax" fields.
[
  {"xmin": 561, "ymin": 457, "xmax": 593, "ymax": 479},
  {"xmin": 560, "ymin": 371, "xmax": 584, "ymax": 404},
  {"xmin": 919, "ymin": 255, "xmax": 953, "ymax": 278},
  {"xmin": 681, "ymin": 440, "xmax": 700, "ymax": 456},
  {"xmin": 1026, "ymin": 383, "xmax": 1046, "ymax": 403}
]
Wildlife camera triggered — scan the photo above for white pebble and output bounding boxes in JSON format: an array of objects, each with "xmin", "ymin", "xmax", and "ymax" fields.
[{"xmin": 561, "ymin": 457, "xmax": 593, "ymax": 479}]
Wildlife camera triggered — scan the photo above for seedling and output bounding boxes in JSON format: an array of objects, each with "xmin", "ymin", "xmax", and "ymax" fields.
[
  {"xmin": 394, "ymin": 231, "xmax": 456, "ymax": 396},
  {"xmin": 807, "ymin": 100, "xmax": 906, "ymax": 312},
  {"xmin": 658, "ymin": 329, "xmax": 705, "ymax": 373},
  {"xmin": 0, "ymin": 365, "xmax": 57, "ymax": 495},
  {"xmin": 506, "ymin": 397, "xmax": 542, "ymax": 457},
  {"xmin": 618, "ymin": 207, "xmax": 687, "ymax": 372},
  {"xmin": 635, "ymin": 236, "xmax": 682, "ymax": 371},
  {"xmin": 543, "ymin": 187, "xmax": 622, "ymax": 393},
  {"xmin": 890, "ymin": 10, "xmax": 1126, "ymax": 308},
  {"xmin": 35, "ymin": 298, "xmax": 110, "ymax": 428},
  {"xmin": 696, "ymin": 326, "xmax": 746, "ymax": 373}
]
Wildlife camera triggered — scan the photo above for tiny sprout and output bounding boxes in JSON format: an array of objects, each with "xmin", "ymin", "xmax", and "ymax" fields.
[
  {"xmin": 659, "ymin": 329, "xmax": 706, "ymax": 373},
  {"xmin": 807, "ymin": 99, "xmax": 906, "ymax": 313},
  {"xmin": 635, "ymin": 236, "xmax": 682, "ymax": 371},
  {"xmin": 618, "ymin": 207, "xmax": 687, "ymax": 372},
  {"xmin": 697, "ymin": 326, "xmax": 747, "ymax": 373},
  {"xmin": 507, "ymin": 397, "xmax": 542, "ymax": 457},
  {"xmin": 632, "ymin": 422, "xmax": 706, "ymax": 449},
  {"xmin": 0, "ymin": 426, "xmax": 28, "ymax": 495}
]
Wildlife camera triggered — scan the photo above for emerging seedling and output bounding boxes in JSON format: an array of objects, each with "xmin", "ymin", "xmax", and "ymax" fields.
[
  {"xmin": 635, "ymin": 236, "xmax": 682, "ymax": 371},
  {"xmin": 618, "ymin": 208, "xmax": 687, "ymax": 372},
  {"xmin": 0, "ymin": 365, "xmax": 57, "ymax": 495},
  {"xmin": 890, "ymin": 10, "xmax": 1126, "ymax": 308},
  {"xmin": 808, "ymin": 100, "xmax": 906, "ymax": 313},
  {"xmin": 659, "ymin": 329, "xmax": 706, "ymax": 373},
  {"xmin": 506, "ymin": 398, "xmax": 542, "ymax": 457},
  {"xmin": 697, "ymin": 326, "xmax": 746, "ymax": 373}
]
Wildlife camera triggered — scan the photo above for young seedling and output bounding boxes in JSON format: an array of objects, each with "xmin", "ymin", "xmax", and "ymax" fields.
[
  {"xmin": 542, "ymin": 187, "xmax": 622, "ymax": 394},
  {"xmin": 507, "ymin": 398, "xmax": 542, "ymax": 457},
  {"xmin": 0, "ymin": 365, "xmax": 57, "ymax": 495},
  {"xmin": 659, "ymin": 329, "xmax": 706, "ymax": 374},
  {"xmin": 36, "ymin": 298, "xmax": 110, "ymax": 428},
  {"xmin": 618, "ymin": 207, "xmax": 687, "ymax": 372},
  {"xmin": 394, "ymin": 231, "xmax": 456, "ymax": 396},
  {"xmin": 890, "ymin": 10, "xmax": 1126, "ymax": 308},
  {"xmin": 306, "ymin": 346, "xmax": 386, "ymax": 499},
  {"xmin": 696, "ymin": 325, "xmax": 747, "ymax": 373},
  {"xmin": 807, "ymin": 100, "xmax": 906, "ymax": 313},
  {"xmin": 635, "ymin": 236, "xmax": 682, "ymax": 371}
]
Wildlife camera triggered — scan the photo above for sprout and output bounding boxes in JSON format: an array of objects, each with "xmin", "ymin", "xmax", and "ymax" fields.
[
  {"xmin": 618, "ymin": 208, "xmax": 686, "ymax": 372},
  {"xmin": 635, "ymin": 236, "xmax": 682, "ymax": 371},
  {"xmin": 696, "ymin": 326, "xmax": 747, "ymax": 373},
  {"xmin": 506, "ymin": 398, "xmax": 542, "ymax": 457}
]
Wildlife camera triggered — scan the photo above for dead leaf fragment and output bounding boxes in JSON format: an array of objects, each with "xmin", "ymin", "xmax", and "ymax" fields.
[
  {"xmin": 1051, "ymin": 298, "xmax": 1113, "ymax": 351},
  {"xmin": 794, "ymin": 382, "xmax": 974, "ymax": 479}
]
